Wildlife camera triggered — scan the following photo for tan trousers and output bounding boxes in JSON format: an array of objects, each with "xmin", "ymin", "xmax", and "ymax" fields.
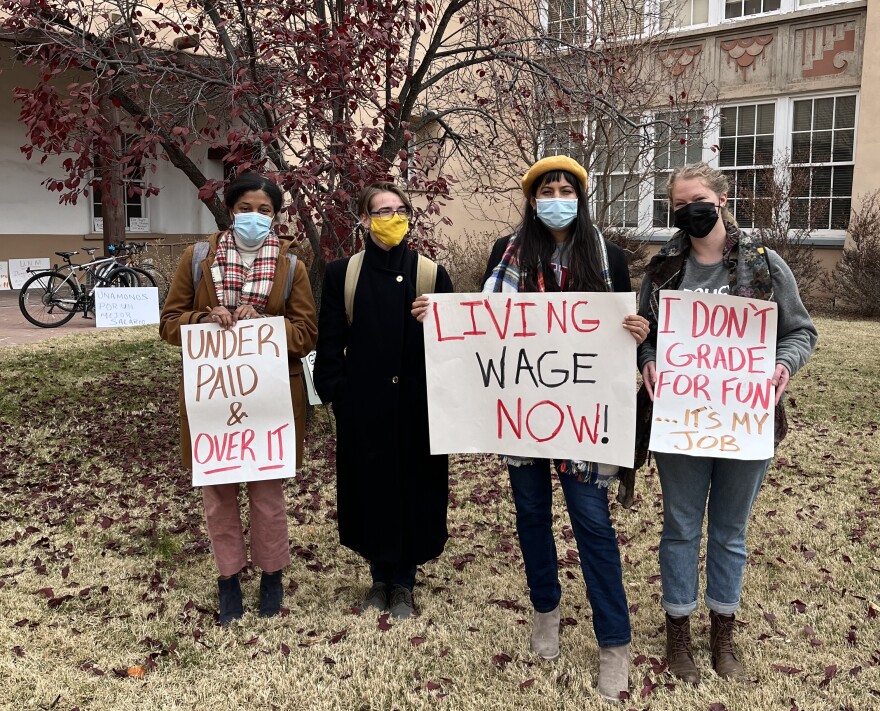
[{"xmin": 201, "ymin": 479, "xmax": 291, "ymax": 577}]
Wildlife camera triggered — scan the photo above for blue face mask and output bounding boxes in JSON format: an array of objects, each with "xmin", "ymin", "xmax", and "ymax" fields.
[
  {"xmin": 233, "ymin": 212, "xmax": 273, "ymax": 246},
  {"xmin": 535, "ymin": 198, "xmax": 578, "ymax": 231}
]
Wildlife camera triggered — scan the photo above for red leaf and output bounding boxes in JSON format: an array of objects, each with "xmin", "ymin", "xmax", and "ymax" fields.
[
  {"xmin": 772, "ymin": 664, "xmax": 802, "ymax": 675},
  {"xmin": 519, "ymin": 678, "xmax": 534, "ymax": 688},
  {"xmin": 708, "ymin": 704, "xmax": 727, "ymax": 711},
  {"xmin": 280, "ymin": 643, "xmax": 290, "ymax": 657},
  {"xmin": 425, "ymin": 681, "xmax": 441, "ymax": 690},
  {"xmin": 12, "ymin": 646, "xmax": 25, "ymax": 657},
  {"xmin": 790, "ymin": 599, "xmax": 807, "ymax": 614},
  {"xmin": 328, "ymin": 629, "xmax": 347, "ymax": 644},
  {"xmin": 409, "ymin": 636, "xmax": 426, "ymax": 647},
  {"xmin": 377, "ymin": 614, "xmax": 392, "ymax": 631}
]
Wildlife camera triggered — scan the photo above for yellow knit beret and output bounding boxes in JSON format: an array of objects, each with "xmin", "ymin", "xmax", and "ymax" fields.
[{"xmin": 521, "ymin": 155, "xmax": 589, "ymax": 196}]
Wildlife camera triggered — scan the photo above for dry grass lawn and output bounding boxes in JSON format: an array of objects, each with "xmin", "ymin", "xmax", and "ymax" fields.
[{"xmin": 0, "ymin": 316, "xmax": 877, "ymax": 710}]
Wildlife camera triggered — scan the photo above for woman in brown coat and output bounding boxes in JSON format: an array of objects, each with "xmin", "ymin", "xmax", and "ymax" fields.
[{"xmin": 160, "ymin": 173, "xmax": 317, "ymax": 624}]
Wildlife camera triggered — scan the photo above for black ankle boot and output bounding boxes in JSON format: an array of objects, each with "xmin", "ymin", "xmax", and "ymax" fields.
[
  {"xmin": 218, "ymin": 575, "xmax": 244, "ymax": 625},
  {"xmin": 259, "ymin": 570, "xmax": 283, "ymax": 618}
]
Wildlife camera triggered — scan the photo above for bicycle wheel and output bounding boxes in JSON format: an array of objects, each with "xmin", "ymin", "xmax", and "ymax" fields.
[
  {"xmin": 19, "ymin": 271, "xmax": 80, "ymax": 327},
  {"xmin": 136, "ymin": 264, "xmax": 168, "ymax": 305},
  {"xmin": 128, "ymin": 266, "xmax": 158, "ymax": 289}
]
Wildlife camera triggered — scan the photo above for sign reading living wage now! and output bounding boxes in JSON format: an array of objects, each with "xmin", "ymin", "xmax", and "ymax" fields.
[
  {"xmin": 424, "ymin": 292, "xmax": 637, "ymax": 468},
  {"xmin": 649, "ymin": 290, "xmax": 778, "ymax": 460},
  {"xmin": 181, "ymin": 316, "xmax": 297, "ymax": 486}
]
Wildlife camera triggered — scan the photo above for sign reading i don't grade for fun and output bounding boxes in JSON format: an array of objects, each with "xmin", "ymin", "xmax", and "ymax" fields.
[{"xmin": 181, "ymin": 317, "xmax": 297, "ymax": 486}]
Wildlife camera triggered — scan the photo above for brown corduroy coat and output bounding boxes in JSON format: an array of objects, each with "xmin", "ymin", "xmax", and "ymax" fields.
[{"xmin": 159, "ymin": 233, "xmax": 318, "ymax": 469}]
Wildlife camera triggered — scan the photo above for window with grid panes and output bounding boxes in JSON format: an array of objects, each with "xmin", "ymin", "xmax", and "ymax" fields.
[
  {"xmin": 653, "ymin": 111, "xmax": 704, "ymax": 228},
  {"xmin": 542, "ymin": 120, "xmax": 589, "ymax": 166},
  {"xmin": 599, "ymin": 0, "xmax": 646, "ymax": 37},
  {"xmin": 660, "ymin": 0, "xmax": 709, "ymax": 28},
  {"xmin": 790, "ymin": 95, "xmax": 856, "ymax": 230},
  {"xmin": 92, "ymin": 134, "xmax": 148, "ymax": 232},
  {"xmin": 718, "ymin": 103, "xmax": 775, "ymax": 228},
  {"xmin": 547, "ymin": 0, "xmax": 590, "ymax": 45},
  {"xmin": 724, "ymin": 0, "xmax": 780, "ymax": 18},
  {"xmin": 593, "ymin": 118, "xmax": 642, "ymax": 228}
]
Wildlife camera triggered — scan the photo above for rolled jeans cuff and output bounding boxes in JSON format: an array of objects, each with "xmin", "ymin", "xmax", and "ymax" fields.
[
  {"xmin": 661, "ymin": 598, "xmax": 698, "ymax": 617},
  {"xmin": 705, "ymin": 594, "xmax": 740, "ymax": 616}
]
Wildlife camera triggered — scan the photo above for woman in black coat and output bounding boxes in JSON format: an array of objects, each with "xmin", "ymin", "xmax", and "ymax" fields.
[{"xmin": 314, "ymin": 181, "xmax": 453, "ymax": 619}]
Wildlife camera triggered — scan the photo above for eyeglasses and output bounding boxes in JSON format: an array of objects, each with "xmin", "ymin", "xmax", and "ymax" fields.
[{"xmin": 370, "ymin": 207, "xmax": 412, "ymax": 218}]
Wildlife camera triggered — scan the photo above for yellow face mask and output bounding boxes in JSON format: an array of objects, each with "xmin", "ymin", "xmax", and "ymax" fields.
[{"xmin": 369, "ymin": 214, "xmax": 409, "ymax": 247}]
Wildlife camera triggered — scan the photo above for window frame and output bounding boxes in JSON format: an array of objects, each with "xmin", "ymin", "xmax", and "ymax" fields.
[{"xmin": 91, "ymin": 134, "xmax": 150, "ymax": 234}]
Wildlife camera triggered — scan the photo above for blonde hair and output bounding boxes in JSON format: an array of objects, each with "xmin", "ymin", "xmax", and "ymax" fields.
[
  {"xmin": 356, "ymin": 181, "xmax": 413, "ymax": 217},
  {"xmin": 666, "ymin": 162, "xmax": 738, "ymax": 227}
]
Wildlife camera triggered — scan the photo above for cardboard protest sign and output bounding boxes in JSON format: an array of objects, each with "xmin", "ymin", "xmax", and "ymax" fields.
[
  {"xmin": 95, "ymin": 287, "xmax": 160, "ymax": 328},
  {"xmin": 9, "ymin": 258, "xmax": 50, "ymax": 288},
  {"xmin": 181, "ymin": 316, "xmax": 297, "ymax": 486},
  {"xmin": 649, "ymin": 290, "xmax": 778, "ymax": 460},
  {"xmin": 424, "ymin": 292, "xmax": 637, "ymax": 468}
]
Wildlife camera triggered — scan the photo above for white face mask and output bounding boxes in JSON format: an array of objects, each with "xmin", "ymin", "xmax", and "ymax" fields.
[
  {"xmin": 233, "ymin": 212, "xmax": 272, "ymax": 246},
  {"xmin": 535, "ymin": 198, "xmax": 578, "ymax": 230}
]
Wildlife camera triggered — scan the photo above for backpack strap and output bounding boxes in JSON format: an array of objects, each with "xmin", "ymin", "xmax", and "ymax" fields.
[
  {"xmin": 191, "ymin": 239, "xmax": 297, "ymax": 301},
  {"xmin": 191, "ymin": 241, "xmax": 211, "ymax": 287},
  {"xmin": 416, "ymin": 254, "xmax": 438, "ymax": 298},
  {"xmin": 344, "ymin": 251, "xmax": 365, "ymax": 325}
]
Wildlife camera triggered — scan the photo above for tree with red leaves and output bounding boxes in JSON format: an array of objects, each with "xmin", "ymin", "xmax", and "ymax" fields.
[{"xmin": 1, "ymin": 0, "xmax": 711, "ymax": 300}]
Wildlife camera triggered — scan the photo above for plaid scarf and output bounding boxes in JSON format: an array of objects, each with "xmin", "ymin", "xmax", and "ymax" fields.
[
  {"xmin": 484, "ymin": 230, "xmax": 618, "ymax": 488},
  {"xmin": 482, "ymin": 230, "xmax": 614, "ymax": 294},
  {"xmin": 212, "ymin": 229, "xmax": 280, "ymax": 312}
]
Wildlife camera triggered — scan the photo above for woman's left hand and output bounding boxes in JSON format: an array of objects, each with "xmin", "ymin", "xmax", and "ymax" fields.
[
  {"xmin": 233, "ymin": 304, "xmax": 262, "ymax": 323},
  {"xmin": 772, "ymin": 363, "xmax": 791, "ymax": 405},
  {"xmin": 623, "ymin": 315, "xmax": 650, "ymax": 344},
  {"xmin": 412, "ymin": 295, "xmax": 430, "ymax": 323}
]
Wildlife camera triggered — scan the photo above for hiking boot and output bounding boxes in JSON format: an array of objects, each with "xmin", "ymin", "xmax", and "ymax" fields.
[
  {"xmin": 218, "ymin": 575, "xmax": 244, "ymax": 626},
  {"xmin": 665, "ymin": 613, "xmax": 700, "ymax": 684},
  {"xmin": 710, "ymin": 611, "xmax": 745, "ymax": 681},
  {"xmin": 389, "ymin": 585, "xmax": 415, "ymax": 619},
  {"xmin": 597, "ymin": 643, "xmax": 630, "ymax": 702},
  {"xmin": 259, "ymin": 570, "xmax": 283, "ymax": 618},
  {"xmin": 530, "ymin": 606, "xmax": 560, "ymax": 661},
  {"xmin": 361, "ymin": 582, "xmax": 389, "ymax": 612}
]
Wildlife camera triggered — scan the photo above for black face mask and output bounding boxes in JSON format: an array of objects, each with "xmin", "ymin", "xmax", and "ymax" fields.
[{"xmin": 673, "ymin": 201, "xmax": 721, "ymax": 239}]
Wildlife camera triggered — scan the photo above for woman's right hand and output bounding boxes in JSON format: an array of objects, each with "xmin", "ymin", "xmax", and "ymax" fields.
[
  {"xmin": 642, "ymin": 361, "xmax": 657, "ymax": 401},
  {"xmin": 206, "ymin": 305, "xmax": 235, "ymax": 329},
  {"xmin": 411, "ymin": 295, "xmax": 431, "ymax": 323}
]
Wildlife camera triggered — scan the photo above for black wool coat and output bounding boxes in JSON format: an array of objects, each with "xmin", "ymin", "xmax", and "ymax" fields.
[{"xmin": 314, "ymin": 237, "xmax": 454, "ymax": 565}]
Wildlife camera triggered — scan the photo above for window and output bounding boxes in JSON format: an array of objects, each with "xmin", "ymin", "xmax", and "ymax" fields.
[
  {"xmin": 599, "ymin": 0, "xmax": 646, "ymax": 38},
  {"xmin": 92, "ymin": 135, "xmax": 148, "ymax": 233},
  {"xmin": 724, "ymin": 0, "xmax": 781, "ymax": 18},
  {"xmin": 593, "ymin": 118, "xmax": 643, "ymax": 228},
  {"xmin": 652, "ymin": 111, "xmax": 705, "ymax": 228},
  {"xmin": 790, "ymin": 95, "xmax": 856, "ymax": 230},
  {"xmin": 542, "ymin": 119, "xmax": 589, "ymax": 166},
  {"xmin": 718, "ymin": 103, "xmax": 775, "ymax": 228},
  {"xmin": 660, "ymin": 0, "xmax": 709, "ymax": 28},
  {"xmin": 547, "ymin": 0, "xmax": 590, "ymax": 45}
]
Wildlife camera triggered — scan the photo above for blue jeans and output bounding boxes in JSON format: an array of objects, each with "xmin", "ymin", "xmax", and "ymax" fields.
[
  {"xmin": 508, "ymin": 460, "xmax": 631, "ymax": 648},
  {"xmin": 370, "ymin": 561, "xmax": 417, "ymax": 591},
  {"xmin": 655, "ymin": 452, "xmax": 769, "ymax": 617}
]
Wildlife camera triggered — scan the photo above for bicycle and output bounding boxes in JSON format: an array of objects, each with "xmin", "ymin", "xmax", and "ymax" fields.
[
  {"xmin": 108, "ymin": 240, "xmax": 170, "ymax": 306},
  {"xmin": 18, "ymin": 248, "xmax": 156, "ymax": 328}
]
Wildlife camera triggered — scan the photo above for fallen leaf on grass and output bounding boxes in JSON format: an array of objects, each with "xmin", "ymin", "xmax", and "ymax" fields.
[
  {"xmin": 127, "ymin": 665, "xmax": 145, "ymax": 679},
  {"xmin": 377, "ymin": 614, "xmax": 392, "ymax": 631},
  {"xmin": 409, "ymin": 636, "xmax": 426, "ymax": 647},
  {"xmin": 519, "ymin": 679, "xmax": 534, "ymax": 688}
]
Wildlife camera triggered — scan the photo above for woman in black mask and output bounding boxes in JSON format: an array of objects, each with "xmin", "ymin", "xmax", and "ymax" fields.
[{"xmin": 636, "ymin": 162, "xmax": 816, "ymax": 685}]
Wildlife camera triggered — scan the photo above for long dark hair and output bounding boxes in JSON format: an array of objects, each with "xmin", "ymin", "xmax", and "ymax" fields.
[{"xmin": 517, "ymin": 169, "xmax": 606, "ymax": 292}]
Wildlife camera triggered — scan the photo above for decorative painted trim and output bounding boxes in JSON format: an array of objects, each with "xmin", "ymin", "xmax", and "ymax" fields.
[
  {"xmin": 720, "ymin": 35, "xmax": 774, "ymax": 80},
  {"xmin": 798, "ymin": 23, "xmax": 856, "ymax": 79},
  {"xmin": 656, "ymin": 44, "xmax": 704, "ymax": 78}
]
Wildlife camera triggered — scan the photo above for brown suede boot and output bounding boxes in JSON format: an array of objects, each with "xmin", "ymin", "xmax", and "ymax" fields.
[
  {"xmin": 710, "ymin": 611, "xmax": 745, "ymax": 681},
  {"xmin": 665, "ymin": 613, "xmax": 700, "ymax": 684}
]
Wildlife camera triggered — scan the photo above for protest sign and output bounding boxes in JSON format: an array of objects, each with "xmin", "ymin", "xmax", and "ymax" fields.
[
  {"xmin": 95, "ymin": 287, "xmax": 160, "ymax": 328},
  {"xmin": 649, "ymin": 290, "xmax": 778, "ymax": 460},
  {"xmin": 9, "ymin": 258, "xmax": 50, "ymax": 288},
  {"xmin": 0, "ymin": 262, "xmax": 9, "ymax": 290},
  {"xmin": 181, "ymin": 316, "xmax": 297, "ymax": 486},
  {"xmin": 301, "ymin": 350, "xmax": 322, "ymax": 406},
  {"xmin": 424, "ymin": 292, "xmax": 636, "ymax": 468}
]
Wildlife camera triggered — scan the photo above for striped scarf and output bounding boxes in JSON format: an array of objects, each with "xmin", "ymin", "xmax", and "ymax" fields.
[
  {"xmin": 483, "ymin": 230, "xmax": 618, "ymax": 488},
  {"xmin": 213, "ymin": 229, "xmax": 280, "ymax": 312}
]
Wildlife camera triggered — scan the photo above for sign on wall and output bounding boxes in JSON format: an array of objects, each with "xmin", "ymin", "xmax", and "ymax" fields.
[
  {"xmin": 94, "ymin": 287, "xmax": 160, "ymax": 328},
  {"xmin": 181, "ymin": 317, "xmax": 297, "ymax": 486},
  {"xmin": 9, "ymin": 258, "xmax": 50, "ymax": 289},
  {"xmin": 0, "ymin": 262, "xmax": 10, "ymax": 290},
  {"xmin": 424, "ymin": 292, "xmax": 637, "ymax": 468},
  {"xmin": 649, "ymin": 290, "xmax": 778, "ymax": 460}
]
